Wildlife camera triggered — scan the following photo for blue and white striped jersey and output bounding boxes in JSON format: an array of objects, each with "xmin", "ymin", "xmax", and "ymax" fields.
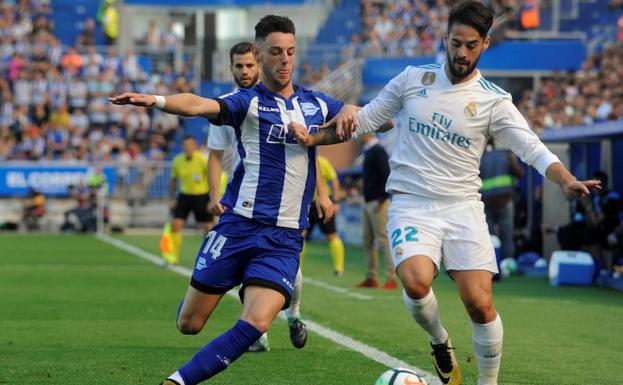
[{"xmin": 210, "ymin": 82, "xmax": 343, "ymax": 229}]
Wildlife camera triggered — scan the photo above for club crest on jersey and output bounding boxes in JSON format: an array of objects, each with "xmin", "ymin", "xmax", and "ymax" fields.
[
  {"xmin": 195, "ymin": 257, "xmax": 208, "ymax": 270},
  {"xmin": 464, "ymin": 101, "xmax": 477, "ymax": 118},
  {"xmin": 300, "ymin": 102, "xmax": 320, "ymax": 117},
  {"xmin": 421, "ymin": 71, "xmax": 436, "ymax": 86}
]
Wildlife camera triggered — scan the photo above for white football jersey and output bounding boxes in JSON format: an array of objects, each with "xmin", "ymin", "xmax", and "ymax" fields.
[
  {"xmin": 207, "ymin": 124, "xmax": 239, "ymax": 175},
  {"xmin": 356, "ymin": 63, "xmax": 559, "ymax": 200}
]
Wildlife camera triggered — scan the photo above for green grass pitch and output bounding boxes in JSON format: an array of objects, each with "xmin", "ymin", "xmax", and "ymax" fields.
[{"xmin": 1, "ymin": 234, "xmax": 622, "ymax": 384}]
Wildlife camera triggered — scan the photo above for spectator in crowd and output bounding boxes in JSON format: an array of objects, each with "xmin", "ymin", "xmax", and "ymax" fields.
[
  {"xmin": 480, "ymin": 138, "xmax": 525, "ymax": 263},
  {"xmin": 76, "ymin": 18, "xmax": 96, "ymax": 48},
  {"xmin": 22, "ymin": 188, "xmax": 46, "ymax": 231},
  {"xmin": 355, "ymin": 132, "xmax": 396, "ymax": 289},
  {"xmin": 546, "ymin": 171, "xmax": 622, "ymax": 272},
  {"xmin": 99, "ymin": 0, "xmax": 119, "ymax": 46}
]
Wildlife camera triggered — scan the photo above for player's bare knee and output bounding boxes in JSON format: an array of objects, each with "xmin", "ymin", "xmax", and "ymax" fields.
[
  {"xmin": 403, "ymin": 280, "xmax": 431, "ymax": 300},
  {"xmin": 240, "ymin": 316, "xmax": 271, "ymax": 333},
  {"xmin": 465, "ymin": 298, "xmax": 495, "ymax": 324},
  {"xmin": 177, "ymin": 316, "xmax": 203, "ymax": 335}
]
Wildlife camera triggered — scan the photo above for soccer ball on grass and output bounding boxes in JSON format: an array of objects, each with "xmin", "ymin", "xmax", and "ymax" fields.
[{"xmin": 374, "ymin": 368, "xmax": 427, "ymax": 385}]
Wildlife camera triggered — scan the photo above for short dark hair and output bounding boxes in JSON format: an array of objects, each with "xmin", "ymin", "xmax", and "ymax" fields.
[
  {"xmin": 592, "ymin": 170, "xmax": 608, "ymax": 185},
  {"xmin": 182, "ymin": 135, "xmax": 195, "ymax": 142},
  {"xmin": 448, "ymin": 0, "xmax": 494, "ymax": 39},
  {"xmin": 229, "ymin": 41, "xmax": 254, "ymax": 64},
  {"xmin": 254, "ymin": 15, "xmax": 295, "ymax": 43}
]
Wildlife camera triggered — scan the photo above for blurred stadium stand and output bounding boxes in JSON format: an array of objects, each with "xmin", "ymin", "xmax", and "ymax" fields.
[{"xmin": 0, "ymin": 0, "xmax": 621, "ymax": 283}]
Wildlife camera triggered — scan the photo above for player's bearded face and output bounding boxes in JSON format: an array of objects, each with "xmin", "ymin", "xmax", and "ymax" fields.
[
  {"xmin": 259, "ymin": 32, "xmax": 296, "ymax": 89},
  {"xmin": 231, "ymin": 52, "xmax": 259, "ymax": 89},
  {"xmin": 445, "ymin": 24, "xmax": 489, "ymax": 80}
]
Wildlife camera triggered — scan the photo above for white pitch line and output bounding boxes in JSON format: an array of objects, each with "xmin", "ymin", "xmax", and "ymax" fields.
[
  {"xmin": 303, "ymin": 277, "xmax": 373, "ymax": 300},
  {"xmin": 95, "ymin": 234, "xmax": 440, "ymax": 385}
]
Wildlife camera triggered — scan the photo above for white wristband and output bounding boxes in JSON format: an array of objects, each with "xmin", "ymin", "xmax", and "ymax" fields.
[{"xmin": 153, "ymin": 95, "xmax": 166, "ymax": 110}]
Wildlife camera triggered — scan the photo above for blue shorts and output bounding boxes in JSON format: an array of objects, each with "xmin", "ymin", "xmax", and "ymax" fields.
[{"xmin": 190, "ymin": 211, "xmax": 303, "ymax": 309}]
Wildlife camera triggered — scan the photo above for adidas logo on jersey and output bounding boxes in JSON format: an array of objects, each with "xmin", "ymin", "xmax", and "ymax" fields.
[{"xmin": 415, "ymin": 89, "xmax": 428, "ymax": 98}]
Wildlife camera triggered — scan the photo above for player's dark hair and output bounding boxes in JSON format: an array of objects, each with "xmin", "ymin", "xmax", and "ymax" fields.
[
  {"xmin": 182, "ymin": 135, "xmax": 195, "ymax": 142},
  {"xmin": 448, "ymin": 0, "xmax": 494, "ymax": 39},
  {"xmin": 229, "ymin": 42, "xmax": 254, "ymax": 64},
  {"xmin": 254, "ymin": 15, "xmax": 295, "ymax": 43},
  {"xmin": 592, "ymin": 170, "xmax": 608, "ymax": 185}
]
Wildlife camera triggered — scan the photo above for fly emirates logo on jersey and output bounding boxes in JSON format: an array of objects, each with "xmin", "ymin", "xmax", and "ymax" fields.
[{"xmin": 407, "ymin": 111, "xmax": 472, "ymax": 149}]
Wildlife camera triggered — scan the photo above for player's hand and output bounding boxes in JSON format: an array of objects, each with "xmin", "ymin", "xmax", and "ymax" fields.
[
  {"xmin": 108, "ymin": 92, "xmax": 155, "ymax": 107},
  {"xmin": 315, "ymin": 194, "xmax": 334, "ymax": 224},
  {"xmin": 208, "ymin": 199, "xmax": 225, "ymax": 216},
  {"xmin": 289, "ymin": 122, "xmax": 313, "ymax": 147},
  {"xmin": 320, "ymin": 104, "xmax": 360, "ymax": 140},
  {"xmin": 333, "ymin": 202, "xmax": 341, "ymax": 215},
  {"xmin": 562, "ymin": 179, "xmax": 601, "ymax": 199}
]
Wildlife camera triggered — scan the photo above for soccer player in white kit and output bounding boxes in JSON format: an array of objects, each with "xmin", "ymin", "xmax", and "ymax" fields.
[
  {"xmin": 290, "ymin": 2, "xmax": 600, "ymax": 384},
  {"xmin": 207, "ymin": 41, "xmax": 308, "ymax": 352}
]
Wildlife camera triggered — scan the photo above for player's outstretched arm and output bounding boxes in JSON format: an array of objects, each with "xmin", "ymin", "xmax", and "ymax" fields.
[
  {"xmin": 290, "ymin": 122, "xmax": 344, "ymax": 147},
  {"xmin": 109, "ymin": 92, "xmax": 221, "ymax": 119},
  {"xmin": 545, "ymin": 162, "xmax": 601, "ymax": 199},
  {"xmin": 320, "ymin": 104, "xmax": 361, "ymax": 140}
]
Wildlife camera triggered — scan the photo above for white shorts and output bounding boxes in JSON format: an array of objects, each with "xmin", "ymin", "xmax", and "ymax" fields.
[{"xmin": 387, "ymin": 194, "xmax": 498, "ymax": 274}]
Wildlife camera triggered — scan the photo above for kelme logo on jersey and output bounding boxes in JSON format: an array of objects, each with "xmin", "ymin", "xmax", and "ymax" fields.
[{"xmin": 300, "ymin": 102, "xmax": 320, "ymax": 117}]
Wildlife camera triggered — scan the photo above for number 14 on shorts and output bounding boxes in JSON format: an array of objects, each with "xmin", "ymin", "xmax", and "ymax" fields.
[
  {"xmin": 202, "ymin": 231, "xmax": 228, "ymax": 259},
  {"xmin": 391, "ymin": 226, "xmax": 419, "ymax": 249}
]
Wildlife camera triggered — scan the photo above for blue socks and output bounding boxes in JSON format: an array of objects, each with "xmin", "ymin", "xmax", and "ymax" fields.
[{"xmin": 178, "ymin": 320, "xmax": 262, "ymax": 385}]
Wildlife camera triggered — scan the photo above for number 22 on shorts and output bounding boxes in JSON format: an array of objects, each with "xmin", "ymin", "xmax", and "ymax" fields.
[{"xmin": 391, "ymin": 226, "xmax": 419, "ymax": 249}]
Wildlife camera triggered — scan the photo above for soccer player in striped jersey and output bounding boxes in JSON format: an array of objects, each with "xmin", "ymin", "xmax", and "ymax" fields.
[
  {"xmin": 111, "ymin": 15, "xmax": 342, "ymax": 385},
  {"xmin": 207, "ymin": 41, "xmax": 307, "ymax": 352},
  {"xmin": 290, "ymin": 2, "xmax": 600, "ymax": 385}
]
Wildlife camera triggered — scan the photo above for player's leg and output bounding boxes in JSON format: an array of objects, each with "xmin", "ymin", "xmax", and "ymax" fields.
[
  {"xmin": 162, "ymin": 213, "xmax": 260, "ymax": 385},
  {"xmin": 171, "ymin": 218, "xmax": 185, "ymax": 264},
  {"xmin": 171, "ymin": 194, "xmax": 189, "ymax": 264},
  {"xmin": 452, "ymin": 271, "xmax": 502, "ymax": 385},
  {"xmin": 323, "ymin": 222, "xmax": 345, "ymax": 276},
  {"xmin": 176, "ymin": 286, "xmax": 224, "ymax": 334},
  {"xmin": 397, "ymin": 256, "xmax": 448, "ymax": 344},
  {"xmin": 166, "ymin": 286, "xmax": 283, "ymax": 385},
  {"xmin": 443, "ymin": 200, "xmax": 502, "ymax": 385},
  {"xmin": 356, "ymin": 202, "xmax": 378, "ymax": 287},
  {"xmin": 285, "ymin": 267, "xmax": 307, "ymax": 348},
  {"xmin": 371, "ymin": 198, "xmax": 396, "ymax": 288},
  {"xmin": 388, "ymin": 194, "xmax": 460, "ymax": 385},
  {"xmin": 497, "ymin": 201, "xmax": 514, "ymax": 260}
]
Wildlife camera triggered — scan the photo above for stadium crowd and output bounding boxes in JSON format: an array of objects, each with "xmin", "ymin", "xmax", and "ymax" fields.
[
  {"xmin": 0, "ymin": 1, "xmax": 186, "ymax": 163},
  {"xmin": 517, "ymin": 44, "xmax": 623, "ymax": 132},
  {"xmin": 353, "ymin": 0, "xmax": 529, "ymax": 59},
  {"xmin": 1, "ymin": 0, "xmax": 622, "ymax": 160}
]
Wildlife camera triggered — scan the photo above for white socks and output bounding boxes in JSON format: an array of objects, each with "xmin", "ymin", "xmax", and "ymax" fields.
[
  {"xmin": 167, "ymin": 371, "xmax": 185, "ymax": 385},
  {"xmin": 472, "ymin": 313, "xmax": 504, "ymax": 385},
  {"xmin": 402, "ymin": 289, "xmax": 448, "ymax": 344},
  {"xmin": 286, "ymin": 268, "xmax": 303, "ymax": 319}
]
